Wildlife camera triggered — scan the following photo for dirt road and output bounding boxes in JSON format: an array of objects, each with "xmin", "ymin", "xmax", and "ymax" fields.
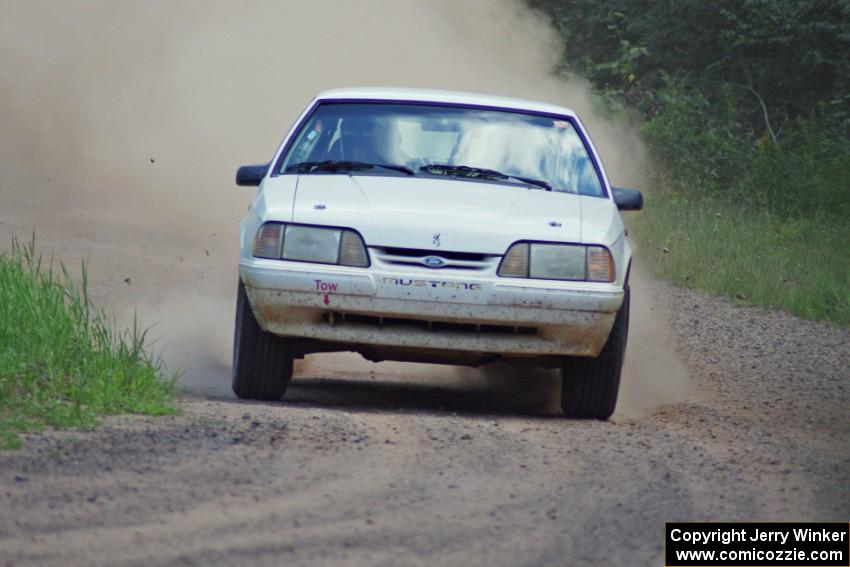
[{"xmin": 1, "ymin": 205, "xmax": 848, "ymax": 567}]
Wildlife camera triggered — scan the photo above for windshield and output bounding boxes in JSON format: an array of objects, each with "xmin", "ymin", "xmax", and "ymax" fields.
[{"xmin": 278, "ymin": 102, "xmax": 605, "ymax": 196}]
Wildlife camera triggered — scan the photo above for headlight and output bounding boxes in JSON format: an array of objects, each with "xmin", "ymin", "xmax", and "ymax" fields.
[
  {"xmin": 283, "ymin": 225, "xmax": 341, "ymax": 264},
  {"xmin": 498, "ymin": 242, "xmax": 614, "ymax": 282},
  {"xmin": 530, "ymin": 243, "xmax": 586, "ymax": 280},
  {"xmin": 253, "ymin": 223, "xmax": 369, "ymax": 267}
]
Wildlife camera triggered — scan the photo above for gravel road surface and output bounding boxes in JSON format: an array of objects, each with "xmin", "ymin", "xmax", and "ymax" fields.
[{"xmin": 1, "ymin": 208, "xmax": 848, "ymax": 567}]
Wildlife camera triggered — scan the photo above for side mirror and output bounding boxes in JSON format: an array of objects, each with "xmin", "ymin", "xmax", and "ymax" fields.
[
  {"xmin": 611, "ymin": 187, "xmax": 644, "ymax": 211},
  {"xmin": 236, "ymin": 163, "xmax": 269, "ymax": 187}
]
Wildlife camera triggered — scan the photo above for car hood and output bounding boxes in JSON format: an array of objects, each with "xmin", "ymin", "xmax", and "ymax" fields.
[{"xmin": 260, "ymin": 174, "xmax": 616, "ymax": 254}]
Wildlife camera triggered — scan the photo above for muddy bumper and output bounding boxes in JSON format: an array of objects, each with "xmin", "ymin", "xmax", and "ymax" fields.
[{"xmin": 240, "ymin": 259, "xmax": 623, "ymax": 357}]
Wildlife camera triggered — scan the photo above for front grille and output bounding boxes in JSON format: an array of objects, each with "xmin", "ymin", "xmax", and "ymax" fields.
[
  {"xmin": 322, "ymin": 312, "xmax": 537, "ymax": 335},
  {"xmin": 380, "ymin": 247, "xmax": 487, "ymax": 262},
  {"xmin": 372, "ymin": 247, "xmax": 498, "ymax": 271}
]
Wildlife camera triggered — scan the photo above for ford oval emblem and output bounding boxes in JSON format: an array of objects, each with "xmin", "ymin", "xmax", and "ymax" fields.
[{"xmin": 422, "ymin": 255, "xmax": 446, "ymax": 268}]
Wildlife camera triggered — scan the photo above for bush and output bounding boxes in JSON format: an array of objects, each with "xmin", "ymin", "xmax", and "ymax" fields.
[
  {"xmin": 641, "ymin": 82, "xmax": 747, "ymax": 193},
  {"xmin": 638, "ymin": 102, "xmax": 850, "ymax": 325}
]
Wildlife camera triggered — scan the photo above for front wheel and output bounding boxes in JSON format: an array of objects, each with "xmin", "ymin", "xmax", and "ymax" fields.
[
  {"xmin": 560, "ymin": 287, "xmax": 629, "ymax": 419},
  {"xmin": 232, "ymin": 280, "xmax": 293, "ymax": 400}
]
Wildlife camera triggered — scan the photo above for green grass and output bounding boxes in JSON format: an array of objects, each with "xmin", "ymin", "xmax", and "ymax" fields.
[
  {"xmin": 631, "ymin": 191, "xmax": 850, "ymax": 327},
  {"xmin": 631, "ymin": 91, "xmax": 850, "ymax": 328},
  {"xmin": 0, "ymin": 237, "xmax": 177, "ymax": 449}
]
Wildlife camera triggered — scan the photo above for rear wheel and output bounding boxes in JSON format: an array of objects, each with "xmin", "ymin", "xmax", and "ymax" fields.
[
  {"xmin": 560, "ymin": 287, "xmax": 630, "ymax": 419},
  {"xmin": 232, "ymin": 280, "xmax": 293, "ymax": 400}
]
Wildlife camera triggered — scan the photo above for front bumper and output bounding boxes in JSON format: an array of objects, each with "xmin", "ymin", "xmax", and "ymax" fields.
[{"xmin": 240, "ymin": 259, "xmax": 623, "ymax": 357}]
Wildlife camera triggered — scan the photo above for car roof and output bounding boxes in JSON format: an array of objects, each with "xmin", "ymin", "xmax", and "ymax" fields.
[{"xmin": 314, "ymin": 87, "xmax": 578, "ymax": 118}]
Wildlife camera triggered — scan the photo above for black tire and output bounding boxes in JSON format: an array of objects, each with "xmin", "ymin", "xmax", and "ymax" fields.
[
  {"xmin": 560, "ymin": 287, "xmax": 630, "ymax": 419},
  {"xmin": 232, "ymin": 280, "xmax": 293, "ymax": 400}
]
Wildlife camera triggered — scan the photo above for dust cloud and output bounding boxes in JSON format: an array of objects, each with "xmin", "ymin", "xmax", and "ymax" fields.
[
  {"xmin": 0, "ymin": 0, "xmax": 687, "ymax": 416},
  {"xmin": 618, "ymin": 267, "xmax": 692, "ymax": 418}
]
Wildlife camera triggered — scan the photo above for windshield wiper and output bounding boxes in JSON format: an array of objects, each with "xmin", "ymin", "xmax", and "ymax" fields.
[
  {"xmin": 285, "ymin": 160, "xmax": 414, "ymax": 175},
  {"xmin": 504, "ymin": 175, "xmax": 552, "ymax": 191},
  {"xmin": 419, "ymin": 164, "xmax": 551, "ymax": 191}
]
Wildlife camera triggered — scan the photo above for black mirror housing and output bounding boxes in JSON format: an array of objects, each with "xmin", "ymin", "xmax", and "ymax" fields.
[
  {"xmin": 236, "ymin": 163, "xmax": 269, "ymax": 187},
  {"xmin": 611, "ymin": 187, "xmax": 644, "ymax": 211}
]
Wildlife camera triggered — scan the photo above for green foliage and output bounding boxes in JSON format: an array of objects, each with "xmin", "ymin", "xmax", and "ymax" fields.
[
  {"xmin": 641, "ymin": 81, "xmax": 746, "ymax": 191},
  {"xmin": 0, "ymin": 237, "xmax": 177, "ymax": 449},
  {"xmin": 631, "ymin": 193, "xmax": 850, "ymax": 326},
  {"xmin": 642, "ymin": 86, "xmax": 850, "ymax": 212},
  {"xmin": 530, "ymin": 0, "xmax": 850, "ymax": 325},
  {"xmin": 531, "ymin": 0, "xmax": 850, "ymax": 135},
  {"xmin": 638, "ymin": 105, "xmax": 850, "ymax": 325}
]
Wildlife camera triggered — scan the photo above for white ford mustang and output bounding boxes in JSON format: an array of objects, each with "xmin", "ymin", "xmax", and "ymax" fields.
[{"xmin": 234, "ymin": 87, "xmax": 642, "ymax": 419}]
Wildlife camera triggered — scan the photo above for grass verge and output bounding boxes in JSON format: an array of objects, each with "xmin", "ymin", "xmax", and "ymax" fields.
[
  {"xmin": 631, "ymin": 192, "xmax": 850, "ymax": 327},
  {"xmin": 0, "ymin": 237, "xmax": 177, "ymax": 449}
]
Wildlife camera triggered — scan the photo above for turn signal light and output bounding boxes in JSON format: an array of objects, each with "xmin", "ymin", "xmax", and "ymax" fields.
[
  {"xmin": 498, "ymin": 243, "xmax": 530, "ymax": 277},
  {"xmin": 339, "ymin": 230, "xmax": 369, "ymax": 267},
  {"xmin": 253, "ymin": 222, "xmax": 283, "ymax": 259},
  {"xmin": 587, "ymin": 246, "xmax": 615, "ymax": 282}
]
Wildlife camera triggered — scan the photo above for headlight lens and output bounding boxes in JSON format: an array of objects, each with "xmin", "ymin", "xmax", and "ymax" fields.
[
  {"xmin": 530, "ymin": 243, "xmax": 586, "ymax": 280},
  {"xmin": 282, "ymin": 225, "xmax": 341, "ymax": 264},
  {"xmin": 253, "ymin": 223, "xmax": 369, "ymax": 267},
  {"xmin": 498, "ymin": 242, "xmax": 615, "ymax": 282}
]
